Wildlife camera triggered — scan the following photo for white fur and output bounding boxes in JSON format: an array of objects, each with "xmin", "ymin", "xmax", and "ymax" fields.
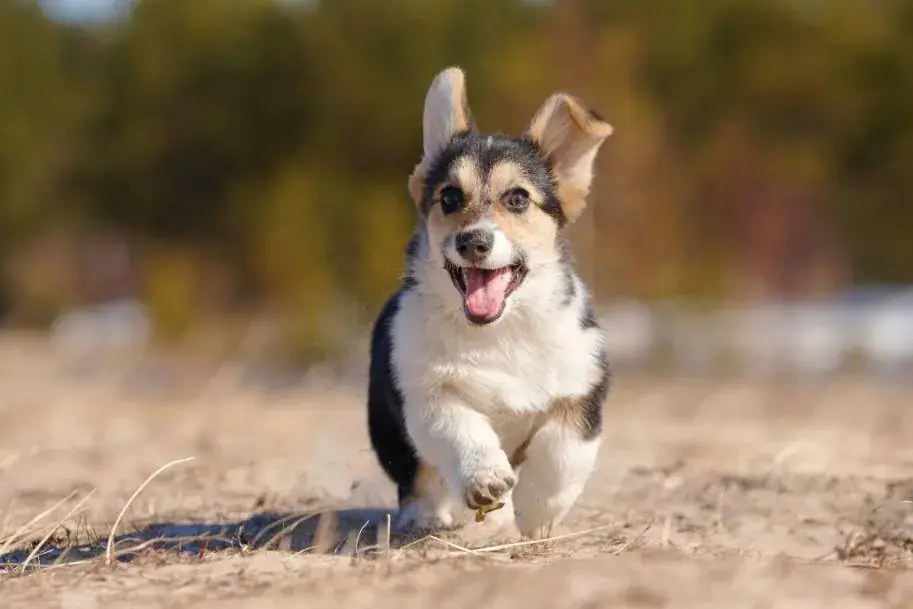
[
  {"xmin": 512, "ymin": 420, "xmax": 600, "ymax": 539},
  {"xmin": 395, "ymin": 475, "xmax": 458, "ymax": 532},
  {"xmin": 392, "ymin": 230, "xmax": 604, "ymax": 537}
]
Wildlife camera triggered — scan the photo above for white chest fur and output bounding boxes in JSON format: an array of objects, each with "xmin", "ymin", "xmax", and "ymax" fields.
[{"xmin": 391, "ymin": 285, "xmax": 603, "ymax": 427}]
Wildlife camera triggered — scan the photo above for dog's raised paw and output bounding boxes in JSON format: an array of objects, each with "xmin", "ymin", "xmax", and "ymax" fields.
[{"xmin": 463, "ymin": 466, "xmax": 516, "ymax": 510}]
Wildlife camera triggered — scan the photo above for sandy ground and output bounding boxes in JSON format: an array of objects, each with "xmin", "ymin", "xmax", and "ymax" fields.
[{"xmin": 1, "ymin": 335, "xmax": 912, "ymax": 608}]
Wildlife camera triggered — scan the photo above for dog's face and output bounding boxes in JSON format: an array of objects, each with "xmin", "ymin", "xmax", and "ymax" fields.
[{"xmin": 407, "ymin": 67, "xmax": 613, "ymax": 326}]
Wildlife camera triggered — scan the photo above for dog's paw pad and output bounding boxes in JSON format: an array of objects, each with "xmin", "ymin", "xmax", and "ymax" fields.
[{"xmin": 464, "ymin": 468, "xmax": 516, "ymax": 510}]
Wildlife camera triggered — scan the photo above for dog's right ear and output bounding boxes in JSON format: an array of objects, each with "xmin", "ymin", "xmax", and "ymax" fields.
[{"xmin": 409, "ymin": 67, "xmax": 474, "ymax": 207}]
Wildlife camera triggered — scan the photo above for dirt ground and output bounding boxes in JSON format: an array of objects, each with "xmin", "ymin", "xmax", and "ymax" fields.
[{"xmin": 1, "ymin": 334, "xmax": 912, "ymax": 608}]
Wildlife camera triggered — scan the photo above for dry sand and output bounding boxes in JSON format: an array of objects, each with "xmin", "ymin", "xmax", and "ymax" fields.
[{"xmin": 1, "ymin": 335, "xmax": 912, "ymax": 608}]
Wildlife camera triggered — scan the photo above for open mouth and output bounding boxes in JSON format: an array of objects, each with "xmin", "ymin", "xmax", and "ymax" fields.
[{"xmin": 445, "ymin": 260, "xmax": 528, "ymax": 325}]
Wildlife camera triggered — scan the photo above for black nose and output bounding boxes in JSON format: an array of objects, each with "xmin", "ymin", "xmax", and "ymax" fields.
[{"xmin": 455, "ymin": 229, "xmax": 494, "ymax": 263}]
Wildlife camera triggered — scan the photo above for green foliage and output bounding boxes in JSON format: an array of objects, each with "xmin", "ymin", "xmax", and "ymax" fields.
[
  {"xmin": 2, "ymin": 0, "xmax": 913, "ymax": 348},
  {"xmin": 143, "ymin": 247, "xmax": 205, "ymax": 340},
  {"xmin": 0, "ymin": 1, "xmax": 74, "ymax": 250}
]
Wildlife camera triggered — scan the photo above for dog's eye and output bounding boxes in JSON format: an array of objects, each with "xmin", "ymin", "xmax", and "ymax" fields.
[
  {"xmin": 502, "ymin": 188, "xmax": 530, "ymax": 213},
  {"xmin": 439, "ymin": 186, "xmax": 464, "ymax": 215}
]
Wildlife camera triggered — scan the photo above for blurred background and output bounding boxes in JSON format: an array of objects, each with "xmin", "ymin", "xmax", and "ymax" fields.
[{"xmin": 2, "ymin": 0, "xmax": 913, "ymax": 379}]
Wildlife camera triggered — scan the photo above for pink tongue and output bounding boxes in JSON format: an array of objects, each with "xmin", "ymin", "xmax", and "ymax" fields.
[{"xmin": 463, "ymin": 268, "xmax": 512, "ymax": 319}]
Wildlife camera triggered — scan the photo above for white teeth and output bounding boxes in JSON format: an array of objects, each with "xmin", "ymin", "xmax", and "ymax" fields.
[{"xmin": 461, "ymin": 269, "xmax": 470, "ymax": 283}]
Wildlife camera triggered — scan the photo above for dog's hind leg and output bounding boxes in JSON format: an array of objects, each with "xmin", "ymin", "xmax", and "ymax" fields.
[
  {"xmin": 511, "ymin": 420, "xmax": 600, "ymax": 540},
  {"xmin": 394, "ymin": 461, "xmax": 460, "ymax": 533}
]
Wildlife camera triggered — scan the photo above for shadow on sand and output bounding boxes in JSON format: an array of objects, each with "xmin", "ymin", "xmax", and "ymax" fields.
[{"xmin": 0, "ymin": 507, "xmax": 413, "ymax": 570}]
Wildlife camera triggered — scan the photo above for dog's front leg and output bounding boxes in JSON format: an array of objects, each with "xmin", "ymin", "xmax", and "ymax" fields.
[
  {"xmin": 512, "ymin": 420, "xmax": 600, "ymax": 539},
  {"xmin": 404, "ymin": 395, "xmax": 516, "ymax": 512}
]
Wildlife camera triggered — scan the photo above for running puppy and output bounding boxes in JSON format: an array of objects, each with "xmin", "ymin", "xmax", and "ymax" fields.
[{"xmin": 367, "ymin": 67, "xmax": 613, "ymax": 539}]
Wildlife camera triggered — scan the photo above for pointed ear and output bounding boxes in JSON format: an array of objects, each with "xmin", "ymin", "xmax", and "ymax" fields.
[
  {"xmin": 421, "ymin": 66, "xmax": 474, "ymax": 162},
  {"xmin": 409, "ymin": 66, "xmax": 475, "ymax": 208},
  {"xmin": 527, "ymin": 93, "xmax": 613, "ymax": 223}
]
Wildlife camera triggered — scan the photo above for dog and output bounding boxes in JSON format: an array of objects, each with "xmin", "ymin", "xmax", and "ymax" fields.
[{"xmin": 367, "ymin": 66, "xmax": 613, "ymax": 540}]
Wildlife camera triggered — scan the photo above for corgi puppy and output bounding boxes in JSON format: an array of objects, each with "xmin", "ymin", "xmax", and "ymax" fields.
[{"xmin": 367, "ymin": 67, "xmax": 613, "ymax": 539}]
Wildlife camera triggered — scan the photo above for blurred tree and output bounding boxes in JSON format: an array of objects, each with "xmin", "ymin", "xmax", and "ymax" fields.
[
  {"xmin": 0, "ymin": 0, "xmax": 911, "ymax": 353},
  {"xmin": 72, "ymin": 0, "xmax": 315, "ymax": 241},
  {"xmin": 0, "ymin": 1, "xmax": 73, "ymax": 251}
]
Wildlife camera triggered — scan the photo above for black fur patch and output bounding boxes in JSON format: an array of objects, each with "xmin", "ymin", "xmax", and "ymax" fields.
[
  {"xmin": 523, "ymin": 135, "xmax": 568, "ymax": 227},
  {"xmin": 366, "ymin": 292, "xmax": 420, "ymax": 505},
  {"xmin": 579, "ymin": 292, "xmax": 599, "ymax": 329},
  {"xmin": 422, "ymin": 132, "xmax": 567, "ymax": 227},
  {"xmin": 558, "ymin": 239, "xmax": 577, "ymax": 307},
  {"xmin": 405, "ymin": 232, "xmax": 420, "ymax": 258},
  {"xmin": 520, "ymin": 341, "xmax": 610, "ymax": 449},
  {"xmin": 580, "ymin": 349, "xmax": 611, "ymax": 441},
  {"xmin": 401, "ymin": 233, "xmax": 421, "ymax": 290}
]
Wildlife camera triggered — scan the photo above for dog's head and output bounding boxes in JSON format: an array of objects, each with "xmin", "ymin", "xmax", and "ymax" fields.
[{"xmin": 407, "ymin": 67, "xmax": 612, "ymax": 326}]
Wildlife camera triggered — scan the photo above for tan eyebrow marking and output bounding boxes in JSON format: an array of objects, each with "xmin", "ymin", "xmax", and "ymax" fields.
[
  {"xmin": 488, "ymin": 161, "xmax": 542, "ymax": 204},
  {"xmin": 451, "ymin": 156, "xmax": 483, "ymax": 200}
]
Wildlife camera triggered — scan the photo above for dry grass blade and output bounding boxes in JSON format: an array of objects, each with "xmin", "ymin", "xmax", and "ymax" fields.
[
  {"xmin": 110, "ymin": 534, "xmax": 233, "ymax": 559},
  {"xmin": 0, "ymin": 500, "xmax": 14, "ymax": 548},
  {"xmin": 610, "ymin": 523, "xmax": 652, "ymax": 555},
  {"xmin": 50, "ymin": 516, "xmax": 82, "ymax": 567},
  {"xmin": 105, "ymin": 457, "xmax": 196, "ymax": 567},
  {"xmin": 353, "ymin": 520, "xmax": 371, "ymax": 557},
  {"xmin": 1, "ymin": 558, "xmax": 97, "ymax": 574},
  {"xmin": 464, "ymin": 523, "xmax": 618, "ymax": 554},
  {"xmin": 259, "ymin": 513, "xmax": 317, "ymax": 551},
  {"xmin": 382, "ymin": 513, "xmax": 392, "ymax": 557},
  {"xmin": 426, "ymin": 535, "xmax": 484, "ymax": 556},
  {"xmin": 250, "ymin": 512, "xmax": 317, "ymax": 549},
  {"xmin": 0, "ymin": 490, "xmax": 78, "ymax": 558},
  {"xmin": 20, "ymin": 490, "xmax": 96, "ymax": 572},
  {"xmin": 398, "ymin": 533, "xmax": 434, "ymax": 552},
  {"xmin": 311, "ymin": 512, "xmax": 338, "ymax": 554},
  {"xmin": 414, "ymin": 523, "xmax": 618, "ymax": 558},
  {"xmin": 840, "ymin": 504, "xmax": 883, "ymax": 561}
]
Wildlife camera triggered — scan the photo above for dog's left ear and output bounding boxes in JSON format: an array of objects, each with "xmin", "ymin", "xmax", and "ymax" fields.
[
  {"xmin": 409, "ymin": 67, "xmax": 475, "ymax": 207},
  {"xmin": 527, "ymin": 93, "xmax": 613, "ymax": 223}
]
